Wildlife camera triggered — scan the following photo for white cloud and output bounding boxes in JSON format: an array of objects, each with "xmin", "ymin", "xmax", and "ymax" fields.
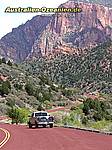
[{"xmin": 0, "ymin": 0, "xmax": 67, "ymax": 38}]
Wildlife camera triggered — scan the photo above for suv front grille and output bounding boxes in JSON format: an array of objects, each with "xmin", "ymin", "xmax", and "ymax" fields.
[{"xmin": 39, "ymin": 117, "xmax": 47, "ymax": 122}]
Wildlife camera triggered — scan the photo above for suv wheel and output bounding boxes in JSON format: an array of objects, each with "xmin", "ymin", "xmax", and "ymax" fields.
[
  {"xmin": 50, "ymin": 124, "xmax": 53, "ymax": 128},
  {"xmin": 43, "ymin": 124, "xmax": 46, "ymax": 128},
  {"xmin": 29, "ymin": 122, "xmax": 32, "ymax": 128},
  {"xmin": 35, "ymin": 122, "xmax": 38, "ymax": 128}
]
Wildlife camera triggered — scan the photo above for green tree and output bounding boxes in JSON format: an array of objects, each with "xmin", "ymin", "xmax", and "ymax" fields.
[
  {"xmin": 7, "ymin": 107, "xmax": 29, "ymax": 124},
  {"xmin": 42, "ymin": 91, "xmax": 51, "ymax": 102},
  {"xmin": 93, "ymin": 111, "xmax": 103, "ymax": 121},
  {"xmin": 0, "ymin": 81, "xmax": 11, "ymax": 96},
  {"xmin": 82, "ymin": 98, "xmax": 111, "ymax": 121},
  {"xmin": 82, "ymin": 116, "xmax": 88, "ymax": 125},
  {"xmin": 62, "ymin": 88, "xmax": 74, "ymax": 97},
  {"xmin": 43, "ymin": 100, "xmax": 52, "ymax": 109},
  {"xmin": 14, "ymin": 83, "xmax": 23, "ymax": 90},
  {"xmin": 17, "ymin": 108, "xmax": 29, "ymax": 123},
  {"xmin": 2, "ymin": 58, "xmax": 6, "ymax": 64},
  {"xmin": 37, "ymin": 104, "xmax": 44, "ymax": 111},
  {"xmin": 83, "ymin": 99, "xmax": 90, "ymax": 115},
  {"xmin": 5, "ymin": 80, "xmax": 11, "ymax": 89},
  {"xmin": 6, "ymin": 99, "xmax": 15, "ymax": 107},
  {"xmin": 7, "ymin": 60, "xmax": 12, "ymax": 66},
  {"xmin": 25, "ymin": 83, "xmax": 34, "ymax": 96},
  {"xmin": 7, "ymin": 106, "xmax": 17, "ymax": 124}
]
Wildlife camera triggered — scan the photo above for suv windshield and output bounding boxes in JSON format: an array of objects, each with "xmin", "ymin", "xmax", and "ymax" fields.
[{"xmin": 35, "ymin": 112, "xmax": 47, "ymax": 116}]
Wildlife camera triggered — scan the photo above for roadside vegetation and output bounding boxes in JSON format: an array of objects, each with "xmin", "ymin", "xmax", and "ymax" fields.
[
  {"xmin": 54, "ymin": 98, "xmax": 112, "ymax": 131},
  {"xmin": 7, "ymin": 106, "xmax": 29, "ymax": 124}
]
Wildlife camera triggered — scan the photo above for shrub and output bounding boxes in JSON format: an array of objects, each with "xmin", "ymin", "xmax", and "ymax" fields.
[
  {"xmin": 7, "ymin": 60, "xmax": 12, "ymax": 66},
  {"xmin": 37, "ymin": 104, "xmax": 44, "ymax": 111},
  {"xmin": 7, "ymin": 107, "xmax": 29, "ymax": 124},
  {"xmin": 91, "ymin": 120, "xmax": 110, "ymax": 130},
  {"xmin": 6, "ymin": 99, "xmax": 15, "ymax": 107},
  {"xmin": 2, "ymin": 58, "xmax": 6, "ymax": 64},
  {"xmin": 17, "ymin": 108, "xmax": 29, "ymax": 123},
  {"xmin": 0, "ymin": 103, "xmax": 9, "ymax": 115},
  {"xmin": 0, "ymin": 81, "xmax": 11, "ymax": 96},
  {"xmin": 42, "ymin": 91, "xmax": 52, "ymax": 102},
  {"xmin": 58, "ymin": 102, "xmax": 66, "ymax": 107},
  {"xmin": 82, "ymin": 116, "xmax": 88, "ymax": 125},
  {"xmin": 83, "ymin": 100, "xmax": 90, "ymax": 115},
  {"xmin": 62, "ymin": 88, "xmax": 74, "ymax": 97},
  {"xmin": 43, "ymin": 100, "xmax": 52, "ymax": 109},
  {"xmin": 25, "ymin": 83, "xmax": 34, "ymax": 96},
  {"xmin": 83, "ymin": 98, "xmax": 111, "ymax": 121},
  {"xmin": 93, "ymin": 111, "xmax": 103, "ymax": 121},
  {"xmin": 70, "ymin": 106, "xmax": 77, "ymax": 111},
  {"xmin": 14, "ymin": 83, "xmax": 23, "ymax": 90}
]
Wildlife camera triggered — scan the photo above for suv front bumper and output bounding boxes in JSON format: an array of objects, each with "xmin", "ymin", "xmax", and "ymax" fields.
[{"xmin": 37, "ymin": 121, "xmax": 53, "ymax": 125}]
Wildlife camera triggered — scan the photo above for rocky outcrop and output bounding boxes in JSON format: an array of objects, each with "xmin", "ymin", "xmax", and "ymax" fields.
[
  {"xmin": 0, "ymin": 15, "xmax": 51, "ymax": 62},
  {"xmin": 29, "ymin": 1, "xmax": 112, "ymax": 58}
]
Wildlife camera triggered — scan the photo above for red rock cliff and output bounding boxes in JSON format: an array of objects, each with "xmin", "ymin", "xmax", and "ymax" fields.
[
  {"xmin": 0, "ymin": 1, "xmax": 112, "ymax": 62},
  {"xmin": 29, "ymin": 1, "xmax": 112, "ymax": 58}
]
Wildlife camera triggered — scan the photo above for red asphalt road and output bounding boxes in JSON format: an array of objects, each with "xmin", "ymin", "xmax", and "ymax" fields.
[{"xmin": 0, "ymin": 124, "xmax": 112, "ymax": 150}]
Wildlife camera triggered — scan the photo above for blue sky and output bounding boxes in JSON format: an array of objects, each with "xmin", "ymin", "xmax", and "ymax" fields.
[{"xmin": 0, "ymin": 0, "xmax": 67, "ymax": 38}]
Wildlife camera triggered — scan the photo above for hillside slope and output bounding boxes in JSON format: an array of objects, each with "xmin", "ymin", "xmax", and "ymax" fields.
[
  {"xmin": 22, "ymin": 41, "xmax": 112, "ymax": 93},
  {"xmin": 0, "ymin": 59, "xmax": 82, "ymax": 115}
]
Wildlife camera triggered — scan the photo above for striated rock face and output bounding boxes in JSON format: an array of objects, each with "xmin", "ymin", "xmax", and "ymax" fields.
[
  {"xmin": 29, "ymin": 1, "xmax": 112, "ymax": 58},
  {"xmin": 0, "ymin": 0, "xmax": 112, "ymax": 62},
  {"xmin": 0, "ymin": 15, "xmax": 51, "ymax": 62}
]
